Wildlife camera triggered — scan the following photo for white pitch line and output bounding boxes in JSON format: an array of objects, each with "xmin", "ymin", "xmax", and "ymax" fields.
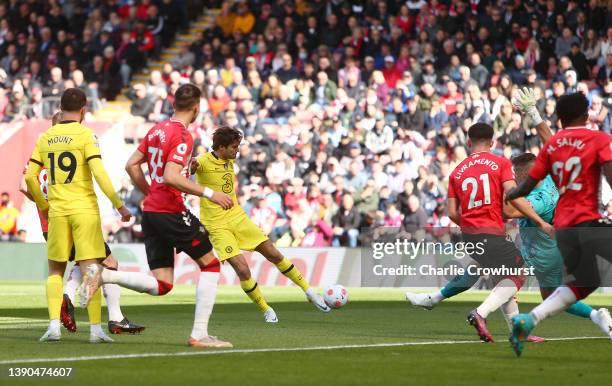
[{"xmin": 0, "ymin": 336, "xmax": 606, "ymax": 365}]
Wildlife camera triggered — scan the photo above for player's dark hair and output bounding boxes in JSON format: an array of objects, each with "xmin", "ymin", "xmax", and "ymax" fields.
[
  {"xmin": 212, "ymin": 125, "xmax": 243, "ymax": 150},
  {"xmin": 174, "ymin": 84, "xmax": 201, "ymax": 111},
  {"xmin": 511, "ymin": 153, "xmax": 536, "ymax": 174},
  {"xmin": 556, "ymin": 93, "xmax": 589, "ymax": 127},
  {"xmin": 60, "ymin": 88, "xmax": 87, "ymax": 112},
  {"xmin": 467, "ymin": 123, "xmax": 494, "ymax": 142}
]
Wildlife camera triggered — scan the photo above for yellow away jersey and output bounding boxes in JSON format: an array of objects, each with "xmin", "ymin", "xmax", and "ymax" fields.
[
  {"xmin": 29, "ymin": 122, "xmax": 103, "ymax": 217},
  {"xmin": 195, "ymin": 152, "xmax": 243, "ymax": 223}
]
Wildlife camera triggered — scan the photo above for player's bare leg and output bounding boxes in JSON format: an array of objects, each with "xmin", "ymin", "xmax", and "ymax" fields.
[
  {"xmin": 101, "ymin": 255, "xmax": 145, "ymax": 334},
  {"xmin": 40, "ymin": 260, "xmax": 66, "ymax": 342},
  {"xmin": 227, "ymin": 254, "xmax": 277, "ymax": 323},
  {"xmin": 255, "ymin": 240, "xmax": 330, "ymax": 312},
  {"xmin": 79, "ymin": 258, "xmax": 114, "ymax": 343},
  {"xmin": 188, "ymin": 252, "xmax": 232, "ymax": 348},
  {"xmin": 62, "ymin": 257, "xmax": 144, "ymax": 334},
  {"xmin": 79, "ymin": 259, "xmax": 104, "ymax": 307},
  {"xmin": 99, "ymin": 265, "xmax": 169, "ymax": 295}
]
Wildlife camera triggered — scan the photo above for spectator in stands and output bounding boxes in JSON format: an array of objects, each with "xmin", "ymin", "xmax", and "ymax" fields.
[
  {"xmin": 42, "ymin": 67, "xmax": 64, "ymax": 98},
  {"xmin": 5, "ymin": 0, "xmax": 612, "ymax": 245},
  {"xmin": 215, "ymin": 2, "xmax": 235, "ymax": 37},
  {"xmin": 0, "ymin": 192, "xmax": 19, "ymax": 241},
  {"xmin": 469, "ymin": 53, "xmax": 489, "ymax": 90},
  {"xmin": 597, "ymin": 54, "xmax": 612, "ymax": 87},
  {"xmin": 250, "ymin": 197, "xmax": 278, "ymax": 237},
  {"xmin": 275, "ymin": 54, "xmax": 298, "ymax": 84},
  {"xmin": 171, "ymin": 42, "xmax": 195, "ymax": 71},
  {"xmin": 556, "ymin": 27, "xmax": 580, "ymax": 58},
  {"xmin": 4, "ymin": 82, "xmax": 28, "ymax": 121},
  {"xmin": 128, "ymin": 83, "xmax": 154, "ymax": 119},
  {"xmin": 402, "ymin": 194, "xmax": 427, "ymax": 234},
  {"xmin": 232, "ymin": 2, "xmax": 255, "ymax": 36},
  {"xmin": 332, "ymin": 194, "xmax": 361, "ymax": 247}
]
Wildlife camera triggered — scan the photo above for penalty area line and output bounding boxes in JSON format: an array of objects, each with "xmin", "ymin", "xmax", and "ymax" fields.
[{"xmin": 0, "ymin": 336, "xmax": 605, "ymax": 365}]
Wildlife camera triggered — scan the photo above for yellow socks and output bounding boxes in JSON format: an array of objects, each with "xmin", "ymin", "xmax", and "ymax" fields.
[
  {"xmin": 46, "ymin": 275, "xmax": 63, "ymax": 320},
  {"xmin": 275, "ymin": 257, "xmax": 309, "ymax": 291},
  {"xmin": 240, "ymin": 278, "xmax": 270, "ymax": 312},
  {"xmin": 86, "ymin": 288, "xmax": 102, "ymax": 325}
]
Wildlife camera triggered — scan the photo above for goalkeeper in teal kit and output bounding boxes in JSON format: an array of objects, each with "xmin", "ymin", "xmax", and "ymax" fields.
[{"xmin": 405, "ymin": 153, "xmax": 612, "ymax": 339}]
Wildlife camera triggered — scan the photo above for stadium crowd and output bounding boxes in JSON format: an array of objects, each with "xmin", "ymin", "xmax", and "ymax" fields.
[
  {"xmin": 2, "ymin": 0, "xmax": 612, "ymax": 247},
  {"xmin": 0, "ymin": 0, "xmax": 203, "ymax": 121}
]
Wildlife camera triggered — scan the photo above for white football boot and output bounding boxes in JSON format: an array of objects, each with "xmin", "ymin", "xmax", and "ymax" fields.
[
  {"xmin": 405, "ymin": 292, "xmax": 436, "ymax": 310},
  {"xmin": 264, "ymin": 308, "xmax": 279, "ymax": 323},
  {"xmin": 39, "ymin": 326, "xmax": 61, "ymax": 342},
  {"xmin": 306, "ymin": 289, "xmax": 331, "ymax": 313},
  {"xmin": 591, "ymin": 308, "xmax": 612, "ymax": 338},
  {"xmin": 90, "ymin": 329, "xmax": 114, "ymax": 343}
]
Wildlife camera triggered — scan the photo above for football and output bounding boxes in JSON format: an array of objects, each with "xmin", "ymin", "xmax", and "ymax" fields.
[{"xmin": 324, "ymin": 285, "xmax": 348, "ymax": 309}]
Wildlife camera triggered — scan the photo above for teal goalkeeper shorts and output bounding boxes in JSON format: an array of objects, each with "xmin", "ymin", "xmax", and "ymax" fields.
[
  {"xmin": 523, "ymin": 250, "xmax": 564, "ymax": 289},
  {"xmin": 519, "ymin": 175, "xmax": 564, "ymax": 289}
]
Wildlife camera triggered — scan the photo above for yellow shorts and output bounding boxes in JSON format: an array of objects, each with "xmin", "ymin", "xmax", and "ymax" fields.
[
  {"xmin": 47, "ymin": 214, "xmax": 106, "ymax": 262},
  {"xmin": 204, "ymin": 213, "xmax": 268, "ymax": 261}
]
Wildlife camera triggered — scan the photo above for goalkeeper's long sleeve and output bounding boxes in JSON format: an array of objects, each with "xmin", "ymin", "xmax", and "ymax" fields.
[{"xmin": 88, "ymin": 157, "xmax": 123, "ymax": 209}]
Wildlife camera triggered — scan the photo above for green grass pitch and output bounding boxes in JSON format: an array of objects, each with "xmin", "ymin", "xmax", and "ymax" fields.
[{"xmin": 0, "ymin": 282, "xmax": 610, "ymax": 386}]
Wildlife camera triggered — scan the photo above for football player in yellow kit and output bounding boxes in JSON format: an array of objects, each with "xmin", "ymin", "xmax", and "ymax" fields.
[
  {"xmin": 192, "ymin": 126, "xmax": 330, "ymax": 323},
  {"xmin": 21, "ymin": 111, "xmax": 144, "ymax": 336},
  {"xmin": 24, "ymin": 88, "xmax": 132, "ymax": 342}
]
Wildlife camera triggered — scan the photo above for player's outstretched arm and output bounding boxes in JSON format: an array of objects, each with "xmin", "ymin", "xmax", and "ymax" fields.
[
  {"xmin": 163, "ymin": 161, "xmax": 234, "ymax": 209},
  {"xmin": 125, "ymin": 149, "xmax": 150, "ymax": 195},
  {"xmin": 533, "ymin": 121, "xmax": 553, "ymax": 144},
  {"xmin": 512, "ymin": 87, "xmax": 553, "ymax": 143},
  {"xmin": 502, "ymin": 200, "xmax": 523, "ymax": 219},
  {"xmin": 504, "ymin": 176, "xmax": 538, "ymax": 203},
  {"xmin": 89, "ymin": 157, "xmax": 131, "ymax": 221},
  {"xmin": 503, "ymin": 180, "xmax": 554, "ymax": 238}
]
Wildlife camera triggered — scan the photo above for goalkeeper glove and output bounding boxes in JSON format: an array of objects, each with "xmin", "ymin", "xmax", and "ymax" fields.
[{"xmin": 511, "ymin": 87, "xmax": 543, "ymax": 126}]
